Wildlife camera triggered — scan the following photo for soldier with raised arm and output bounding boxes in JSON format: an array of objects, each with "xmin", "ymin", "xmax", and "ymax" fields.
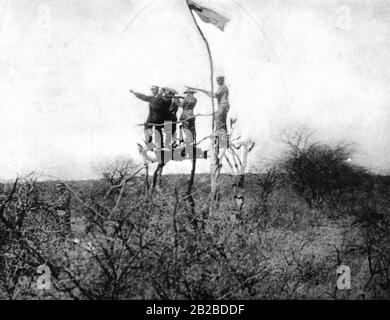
[
  {"xmin": 129, "ymin": 85, "xmax": 164, "ymax": 143},
  {"xmin": 187, "ymin": 75, "xmax": 229, "ymax": 132}
]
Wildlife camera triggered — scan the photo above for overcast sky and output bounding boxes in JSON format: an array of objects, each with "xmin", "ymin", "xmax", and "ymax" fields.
[{"xmin": 0, "ymin": 0, "xmax": 389, "ymax": 180}]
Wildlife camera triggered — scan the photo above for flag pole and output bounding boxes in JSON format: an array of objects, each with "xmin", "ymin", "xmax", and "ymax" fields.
[
  {"xmin": 185, "ymin": 0, "xmax": 215, "ymax": 131},
  {"xmin": 185, "ymin": 0, "xmax": 221, "ymax": 206}
]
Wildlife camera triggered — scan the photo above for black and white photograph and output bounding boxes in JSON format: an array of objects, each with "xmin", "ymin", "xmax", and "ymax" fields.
[{"xmin": 0, "ymin": 0, "xmax": 390, "ymax": 307}]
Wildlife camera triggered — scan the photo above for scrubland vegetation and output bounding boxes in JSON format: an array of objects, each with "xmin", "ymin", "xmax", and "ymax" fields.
[{"xmin": 1, "ymin": 132, "xmax": 389, "ymax": 300}]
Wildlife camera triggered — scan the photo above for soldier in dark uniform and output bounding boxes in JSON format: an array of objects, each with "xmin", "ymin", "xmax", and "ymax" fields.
[
  {"xmin": 130, "ymin": 85, "xmax": 165, "ymax": 144},
  {"xmin": 180, "ymin": 89, "xmax": 197, "ymax": 142},
  {"xmin": 161, "ymin": 87, "xmax": 181, "ymax": 146}
]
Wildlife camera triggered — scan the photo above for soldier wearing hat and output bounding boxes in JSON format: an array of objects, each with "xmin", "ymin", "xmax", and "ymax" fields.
[
  {"xmin": 179, "ymin": 89, "xmax": 197, "ymax": 142},
  {"xmin": 161, "ymin": 87, "xmax": 181, "ymax": 144},
  {"xmin": 186, "ymin": 75, "xmax": 229, "ymax": 131},
  {"xmin": 214, "ymin": 76, "xmax": 229, "ymax": 132},
  {"xmin": 130, "ymin": 85, "xmax": 165, "ymax": 143}
]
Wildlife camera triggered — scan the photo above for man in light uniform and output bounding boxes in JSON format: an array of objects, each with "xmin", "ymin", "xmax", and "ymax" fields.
[
  {"xmin": 186, "ymin": 75, "xmax": 229, "ymax": 132},
  {"xmin": 186, "ymin": 75, "xmax": 230, "ymax": 151},
  {"xmin": 179, "ymin": 89, "xmax": 197, "ymax": 143}
]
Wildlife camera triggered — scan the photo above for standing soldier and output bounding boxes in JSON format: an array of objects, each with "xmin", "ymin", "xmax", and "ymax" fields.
[
  {"xmin": 161, "ymin": 87, "xmax": 181, "ymax": 146},
  {"xmin": 186, "ymin": 75, "xmax": 229, "ymax": 132},
  {"xmin": 213, "ymin": 75, "xmax": 230, "ymax": 132},
  {"xmin": 179, "ymin": 89, "xmax": 197, "ymax": 143},
  {"xmin": 186, "ymin": 75, "xmax": 230, "ymax": 153},
  {"xmin": 130, "ymin": 85, "xmax": 164, "ymax": 144},
  {"xmin": 54, "ymin": 183, "xmax": 71, "ymax": 236}
]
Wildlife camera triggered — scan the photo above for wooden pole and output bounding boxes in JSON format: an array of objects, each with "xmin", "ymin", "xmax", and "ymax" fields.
[{"xmin": 186, "ymin": 0, "xmax": 221, "ymax": 206}]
